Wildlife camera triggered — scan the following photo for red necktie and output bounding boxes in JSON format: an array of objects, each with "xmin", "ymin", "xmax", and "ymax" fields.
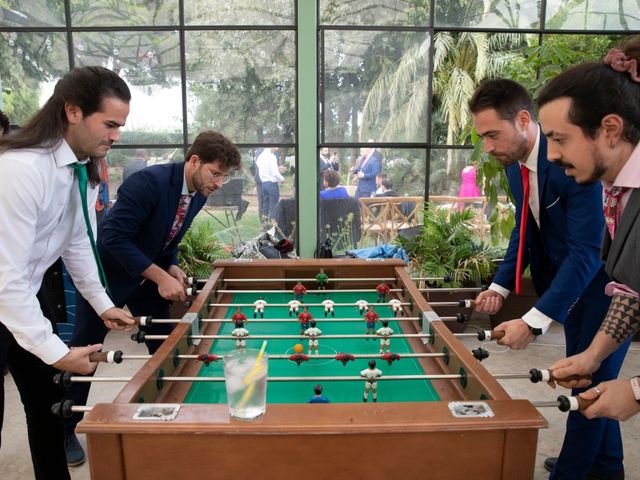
[
  {"xmin": 165, "ymin": 194, "xmax": 191, "ymax": 247},
  {"xmin": 515, "ymin": 165, "xmax": 529, "ymax": 295},
  {"xmin": 603, "ymin": 187, "xmax": 629, "ymax": 239}
]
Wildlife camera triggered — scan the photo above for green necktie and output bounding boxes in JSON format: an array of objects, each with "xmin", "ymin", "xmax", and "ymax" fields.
[{"xmin": 69, "ymin": 162, "xmax": 111, "ymax": 297}]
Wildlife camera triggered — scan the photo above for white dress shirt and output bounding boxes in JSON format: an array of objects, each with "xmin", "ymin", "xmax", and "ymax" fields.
[
  {"xmin": 0, "ymin": 140, "xmax": 114, "ymax": 364},
  {"xmin": 256, "ymin": 149, "xmax": 284, "ymax": 183},
  {"xmin": 489, "ymin": 127, "xmax": 554, "ymax": 333}
]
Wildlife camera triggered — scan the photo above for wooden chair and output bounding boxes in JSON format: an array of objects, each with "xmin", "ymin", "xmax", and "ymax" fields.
[{"xmin": 359, "ymin": 196, "xmax": 423, "ymax": 243}]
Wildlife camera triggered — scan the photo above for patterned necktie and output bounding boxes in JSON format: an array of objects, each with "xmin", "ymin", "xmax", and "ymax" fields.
[
  {"xmin": 69, "ymin": 162, "xmax": 110, "ymax": 296},
  {"xmin": 166, "ymin": 194, "xmax": 191, "ymax": 247},
  {"xmin": 604, "ymin": 187, "xmax": 629, "ymax": 239},
  {"xmin": 515, "ymin": 165, "xmax": 529, "ymax": 295}
]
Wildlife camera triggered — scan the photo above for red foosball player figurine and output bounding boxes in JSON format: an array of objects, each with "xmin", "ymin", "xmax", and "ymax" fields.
[
  {"xmin": 298, "ymin": 306, "xmax": 313, "ymax": 335},
  {"xmin": 292, "ymin": 281, "xmax": 307, "ymax": 301},
  {"xmin": 364, "ymin": 305, "xmax": 380, "ymax": 340},
  {"xmin": 289, "ymin": 343, "xmax": 310, "ymax": 366},
  {"xmin": 232, "ymin": 307, "xmax": 248, "ymax": 325},
  {"xmin": 380, "ymin": 352, "xmax": 401, "ymax": 365},
  {"xmin": 335, "ymin": 352, "xmax": 355, "ymax": 366},
  {"xmin": 376, "ymin": 283, "xmax": 391, "ymax": 303},
  {"xmin": 361, "ymin": 360, "xmax": 382, "ymax": 402}
]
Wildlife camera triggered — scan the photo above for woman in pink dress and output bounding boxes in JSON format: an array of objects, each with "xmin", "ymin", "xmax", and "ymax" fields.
[{"xmin": 458, "ymin": 164, "xmax": 481, "ymax": 197}]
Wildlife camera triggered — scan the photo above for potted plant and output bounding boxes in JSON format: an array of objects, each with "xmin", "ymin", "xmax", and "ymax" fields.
[
  {"xmin": 398, "ymin": 206, "xmax": 504, "ymax": 332},
  {"xmin": 172, "ymin": 220, "xmax": 230, "ymax": 318}
]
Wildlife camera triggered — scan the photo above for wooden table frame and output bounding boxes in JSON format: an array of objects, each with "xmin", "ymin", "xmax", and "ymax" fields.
[{"xmin": 79, "ymin": 259, "xmax": 546, "ymax": 480}]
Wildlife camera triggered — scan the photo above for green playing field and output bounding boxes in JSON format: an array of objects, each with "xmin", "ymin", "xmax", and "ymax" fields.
[{"xmin": 185, "ymin": 290, "xmax": 440, "ymax": 404}]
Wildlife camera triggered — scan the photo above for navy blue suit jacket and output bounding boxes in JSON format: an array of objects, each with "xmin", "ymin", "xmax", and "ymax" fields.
[
  {"xmin": 493, "ymin": 133, "xmax": 610, "ymax": 324},
  {"xmin": 354, "ymin": 151, "xmax": 382, "ymax": 196},
  {"xmin": 98, "ymin": 162, "xmax": 207, "ymax": 304}
]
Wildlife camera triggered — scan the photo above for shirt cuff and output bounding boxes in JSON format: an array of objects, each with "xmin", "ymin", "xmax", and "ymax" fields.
[
  {"xmin": 522, "ymin": 307, "xmax": 553, "ymax": 334},
  {"xmin": 30, "ymin": 334, "xmax": 70, "ymax": 365},
  {"xmin": 604, "ymin": 281, "xmax": 640, "ymax": 299},
  {"xmin": 85, "ymin": 292, "xmax": 115, "ymax": 318},
  {"xmin": 489, "ymin": 282, "xmax": 510, "ymax": 299}
]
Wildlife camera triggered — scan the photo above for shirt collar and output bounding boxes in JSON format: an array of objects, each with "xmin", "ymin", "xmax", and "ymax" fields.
[
  {"xmin": 605, "ymin": 141, "xmax": 640, "ymax": 190},
  {"xmin": 520, "ymin": 124, "xmax": 540, "ymax": 172},
  {"xmin": 181, "ymin": 166, "xmax": 193, "ymax": 196},
  {"xmin": 53, "ymin": 139, "xmax": 84, "ymax": 167}
]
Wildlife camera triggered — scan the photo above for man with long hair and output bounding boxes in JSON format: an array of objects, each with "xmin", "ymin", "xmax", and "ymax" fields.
[
  {"xmin": 63, "ymin": 129, "xmax": 241, "ymax": 464},
  {"xmin": 0, "ymin": 66, "xmax": 134, "ymax": 479}
]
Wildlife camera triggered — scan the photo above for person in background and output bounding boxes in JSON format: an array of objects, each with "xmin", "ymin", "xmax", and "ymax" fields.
[
  {"xmin": 373, "ymin": 172, "xmax": 388, "ymax": 195},
  {"xmin": 95, "ymin": 156, "xmax": 110, "ymax": 223},
  {"xmin": 458, "ymin": 162, "xmax": 481, "ymax": 198},
  {"xmin": 375, "ymin": 178, "xmax": 397, "ymax": 197},
  {"xmin": 0, "ymin": 65, "xmax": 134, "ymax": 480},
  {"xmin": 350, "ymin": 141, "xmax": 382, "ymax": 200},
  {"xmin": 0, "ymin": 110, "xmax": 9, "ymax": 136},
  {"xmin": 256, "ymin": 147, "xmax": 286, "ymax": 222},
  {"xmin": 122, "ymin": 148, "xmax": 149, "ymax": 182},
  {"xmin": 329, "ymin": 151, "xmax": 340, "ymax": 172},
  {"xmin": 320, "ymin": 169, "xmax": 349, "ymax": 200}
]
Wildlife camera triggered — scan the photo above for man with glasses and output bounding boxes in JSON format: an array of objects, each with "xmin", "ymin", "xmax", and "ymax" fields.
[{"xmin": 63, "ymin": 130, "xmax": 240, "ymax": 466}]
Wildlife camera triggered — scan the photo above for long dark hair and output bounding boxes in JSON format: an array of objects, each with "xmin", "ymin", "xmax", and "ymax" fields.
[{"xmin": 0, "ymin": 66, "xmax": 131, "ymax": 184}]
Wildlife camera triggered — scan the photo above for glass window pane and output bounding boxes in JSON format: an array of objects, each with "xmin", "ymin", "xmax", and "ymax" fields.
[
  {"xmin": 71, "ymin": 0, "xmax": 178, "ymax": 27},
  {"xmin": 74, "ymin": 31, "xmax": 183, "ymax": 143},
  {"xmin": 323, "ymin": 148, "xmax": 425, "ymax": 251},
  {"xmin": 320, "ymin": 0, "xmax": 431, "ymax": 27},
  {"xmin": 0, "ymin": 0, "xmax": 64, "ymax": 27},
  {"xmin": 185, "ymin": 0, "xmax": 295, "ymax": 25},
  {"xmin": 431, "ymin": 31, "xmax": 529, "ymax": 145},
  {"xmin": 546, "ymin": 0, "xmax": 640, "ymax": 30},
  {"xmin": 0, "ymin": 31, "xmax": 68, "ymax": 125},
  {"xmin": 107, "ymin": 148, "xmax": 183, "ymax": 201},
  {"xmin": 435, "ymin": 0, "xmax": 540, "ymax": 29},
  {"xmin": 186, "ymin": 30, "xmax": 296, "ymax": 144},
  {"xmin": 323, "ymin": 30, "xmax": 430, "ymax": 143},
  {"xmin": 429, "ymin": 148, "xmax": 475, "ymax": 198}
]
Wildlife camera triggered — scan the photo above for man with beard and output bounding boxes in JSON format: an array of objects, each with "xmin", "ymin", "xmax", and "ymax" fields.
[
  {"xmin": 541, "ymin": 40, "xmax": 640, "ymax": 430},
  {"xmin": 469, "ymin": 79, "xmax": 628, "ymax": 480},
  {"xmin": 63, "ymin": 129, "xmax": 241, "ymax": 465}
]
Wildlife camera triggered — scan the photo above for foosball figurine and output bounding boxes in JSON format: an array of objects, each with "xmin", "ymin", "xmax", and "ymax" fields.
[
  {"xmin": 376, "ymin": 320, "xmax": 393, "ymax": 354},
  {"xmin": 304, "ymin": 320, "xmax": 322, "ymax": 355},
  {"xmin": 307, "ymin": 384, "xmax": 330, "ymax": 403},
  {"xmin": 298, "ymin": 306, "xmax": 313, "ymax": 335},
  {"xmin": 322, "ymin": 298, "xmax": 335, "ymax": 317},
  {"xmin": 364, "ymin": 305, "xmax": 380, "ymax": 340},
  {"xmin": 376, "ymin": 283, "xmax": 390, "ymax": 302},
  {"xmin": 289, "ymin": 344, "xmax": 310, "ymax": 367},
  {"xmin": 288, "ymin": 299, "xmax": 301, "ymax": 317},
  {"xmin": 231, "ymin": 320, "xmax": 249, "ymax": 348},
  {"xmin": 232, "ymin": 307, "xmax": 248, "ymax": 324},
  {"xmin": 292, "ymin": 281, "xmax": 307, "ymax": 301},
  {"xmin": 361, "ymin": 360, "xmax": 382, "ymax": 402},
  {"xmin": 253, "ymin": 297, "xmax": 267, "ymax": 318},
  {"xmin": 315, "ymin": 268, "xmax": 329, "ymax": 290},
  {"xmin": 388, "ymin": 298, "xmax": 403, "ymax": 316},
  {"xmin": 380, "ymin": 352, "xmax": 401, "ymax": 365},
  {"xmin": 335, "ymin": 352, "xmax": 356, "ymax": 366},
  {"xmin": 355, "ymin": 299, "xmax": 369, "ymax": 315}
]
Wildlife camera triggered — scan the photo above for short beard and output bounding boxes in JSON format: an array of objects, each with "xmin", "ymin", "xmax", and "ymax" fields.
[{"xmin": 495, "ymin": 135, "xmax": 530, "ymax": 167}]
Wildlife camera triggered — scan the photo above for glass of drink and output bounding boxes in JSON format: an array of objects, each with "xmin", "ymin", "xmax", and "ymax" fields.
[{"xmin": 223, "ymin": 348, "xmax": 268, "ymax": 420}]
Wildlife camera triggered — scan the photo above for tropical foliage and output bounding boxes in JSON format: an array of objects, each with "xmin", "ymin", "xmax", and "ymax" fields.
[{"xmin": 178, "ymin": 221, "xmax": 230, "ymax": 279}]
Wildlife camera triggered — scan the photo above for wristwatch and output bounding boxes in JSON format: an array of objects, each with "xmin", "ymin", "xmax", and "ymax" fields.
[
  {"xmin": 528, "ymin": 325, "xmax": 542, "ymax": 336},
  {"xmin": 630, "ymin": 376, "xmax": 640, "ymax": 403}
]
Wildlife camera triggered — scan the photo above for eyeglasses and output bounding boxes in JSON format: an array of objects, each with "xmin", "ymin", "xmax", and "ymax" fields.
[{"xmin": 201, "ymin": 162, "xmax": 230, "ymax": 184}]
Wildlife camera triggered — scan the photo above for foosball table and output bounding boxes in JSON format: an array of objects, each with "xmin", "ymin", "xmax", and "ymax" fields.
[{"xmin": 76, "ymin": 259, "xmax": 547, "ymax": 479}]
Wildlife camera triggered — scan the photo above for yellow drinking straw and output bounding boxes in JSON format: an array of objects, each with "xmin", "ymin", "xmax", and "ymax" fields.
[{"xmin": 237, "ymin": 341, "xmax": 267, "ymax": 408}]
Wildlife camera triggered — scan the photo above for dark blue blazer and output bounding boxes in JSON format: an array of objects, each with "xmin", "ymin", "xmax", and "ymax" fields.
[
  {"xmin": 354, "ymin": 151, "xmax": 382, "ymax": 196},
  {"xmin": 98, "ymin": 162, "xmax": 207, "ymax": 304},
  {"xmin": 493, "ymin": 133, "xmax": 610, "ymax": 324}
]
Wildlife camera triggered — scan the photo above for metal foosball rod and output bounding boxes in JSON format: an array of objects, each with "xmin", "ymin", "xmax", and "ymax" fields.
[
  {"xmin": 126, "ymin": 314, "xmax": 466, "ymax": 325},
  {"xmin": 206, "ymin": 300, "xmax": 475, "ymax": 308},
  {"xmin": 189, "ymin": 275, "xmax": 456, "ymax": 285},
  {"xmin": 212, "ymin": 287, "xmax": 484, "ymax": 294},
  {"xmin": 132, "ymin": 332, "xmax": 481, "ymax": 342}
]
